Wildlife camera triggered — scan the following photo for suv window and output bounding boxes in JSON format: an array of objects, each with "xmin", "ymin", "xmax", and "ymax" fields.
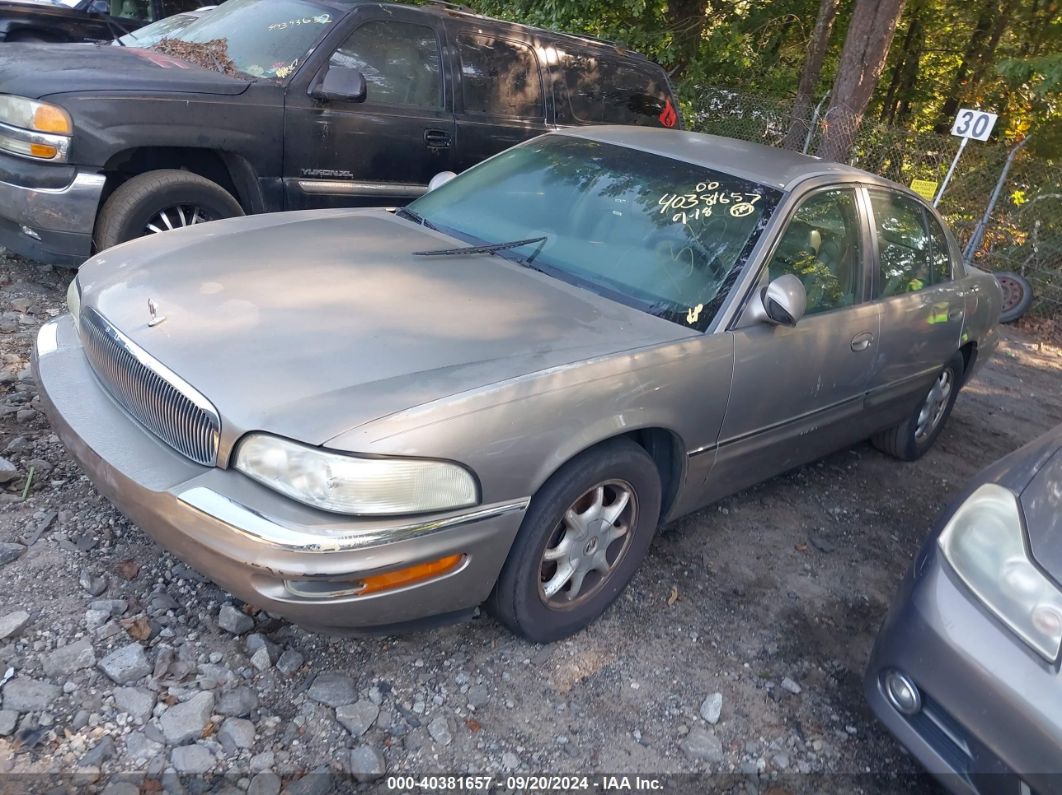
[
  {"xmin": 557, "ymin": 51, "xmax": 674, "ymax": 127},
  {"xmin": 330, "ymin": 21, "xmax": 442, "ymax": 109},
  {"xmin": 456, "ymin": 34, "xmax": 544, "ymax": 119},
  {"xmin": 870, "ymin": 190, "xmax": 951, "ymax": 296},
  {"xmin": 112, "ymin": 0, "xmax": 152, "ymax": 20},
  {"xmin": 767, "ymin": 188, "xmax": 864, "ymax": 315}
]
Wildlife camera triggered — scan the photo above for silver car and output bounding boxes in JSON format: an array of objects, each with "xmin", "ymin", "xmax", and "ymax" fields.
[
  {"xmin": 34, "ymin": 127, "xmax": 1002, "ymax": 641},
  {"xmin": 866, "ymin": 424, "xmax": 1062, "ymax": 793}
]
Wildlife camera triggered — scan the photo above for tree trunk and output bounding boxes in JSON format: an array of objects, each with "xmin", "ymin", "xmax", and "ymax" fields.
[
  {"xmin": 782, "ymin": 0, "xmax": 841, "ymax": 150},
  {"xmin": 818, "ymin": 0, "xmax": 908, "ymax": 162},
  {"xmin": 885, "ymin": 4, "xmax": 925, "ymax": 124},
  {"xmin": 935, "ymin": 0, "xmax": 997, "ymax": 131},
  {"xmin": 879, "ymin": 0, "xmax": 923, "ymax": 122},
  {"xmin": 665, "ymin": 0, "xmax": 710, "ymax": 79},
  {"xmin": 966, "ymin": 0, "xmax": 1017, "ymax": 93}
]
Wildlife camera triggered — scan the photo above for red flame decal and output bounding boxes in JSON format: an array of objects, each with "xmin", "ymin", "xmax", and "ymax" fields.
[{"xmin": 659, "ymin": 99, "xmax": 677, "ymax": 128}]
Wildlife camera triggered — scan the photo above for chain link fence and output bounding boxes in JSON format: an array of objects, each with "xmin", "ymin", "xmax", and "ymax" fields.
[{"xmin": 680, "ymin": 87, "xmax": 1061, "ymax": 316}]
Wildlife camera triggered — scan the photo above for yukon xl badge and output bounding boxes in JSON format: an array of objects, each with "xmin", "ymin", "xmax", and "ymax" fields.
[{"xmin": 147, "ymin": 299, "xmax": 166, "ymax": 328}]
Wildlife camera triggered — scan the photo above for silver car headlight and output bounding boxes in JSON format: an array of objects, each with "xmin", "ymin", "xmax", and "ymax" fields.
[
  {"xmin": 66, "ymin": 277, "xmax": 81, "ymax": 327},
  {"xmin": 234, "ymin": 434, "xmax": 478, "ymax": 516},
  {"xmin": 939, "ymin": 483, "xmax": 1062, "ymax": 661},
  {"xmin": 0, "ymin": 95, "xmax": 72, "ymax": 162}
]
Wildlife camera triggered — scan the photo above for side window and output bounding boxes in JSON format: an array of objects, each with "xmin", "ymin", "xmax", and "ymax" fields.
[
  {"xmin": 456, "ymin": 34, "xmax": 544, "ymax": 119},
  {"xmin": 112, "ymin": 0, "xmax": 152, "ymax": 20},
  {"xmin": 766, "ymin": 189, "xmax": 864, "ymax": 315},
  {"xmin": 870, "ymin": 191, "xmax": 950, "ymax": 296},
  {"xmin": 558, "ymin": 52, "xmax": 673, "ymax": 127},
  {"xmin": 330, "ymin": 21, "xmax": 442, "ymax": 109}
]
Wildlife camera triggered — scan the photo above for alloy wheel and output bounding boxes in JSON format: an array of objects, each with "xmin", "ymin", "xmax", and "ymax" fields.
[
  {"xmin": 144, "ymin": 205, "xmax": 212, "ymax": 235},
  {"xmin": 915, "ymin": 369, "xmax": 953, "ymax": 443}
]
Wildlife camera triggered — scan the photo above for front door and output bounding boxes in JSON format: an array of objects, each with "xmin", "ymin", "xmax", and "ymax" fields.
[
  {"xmin": 707, "ymin": 186, "xmax": 881, "ymax": 500},
  {"xmin": 283, "ymin": 8, "xmax": 455, "ymax": 210}
]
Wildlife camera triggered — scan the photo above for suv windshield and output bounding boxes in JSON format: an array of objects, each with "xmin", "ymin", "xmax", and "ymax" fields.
[
  {"xmin": 408, "ymin": 135, "xmax": 782, "ymax": 331},
  {"xmin": 152, "ymin": 0, "xmax": 336, "ymax": 79}
]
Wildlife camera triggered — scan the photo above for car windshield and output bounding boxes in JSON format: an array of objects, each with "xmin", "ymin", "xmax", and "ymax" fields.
[
  {"xmin": 151, "ymin": 0, "xmax": 337, "ymax": 79},
  {"xmin": 117, "ymin": 13, "xmax": 198, "ymax": 47},
  {"xmin": 408, "ymin": 135, "xmax": 782, "ymax": 331}
]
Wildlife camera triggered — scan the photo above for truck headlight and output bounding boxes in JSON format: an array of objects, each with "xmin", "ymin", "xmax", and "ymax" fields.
[
  {"xmin": 939, "ymin": 483, "xmax": 1062, "ymax": 661},
  {"xmin": 66, "ymin": 277, "xmax": 81, "ymax": 327},
  {"xmin": 0, "ymin": 95, "xmax": 72, "ymax": 161},
  {"xmin": 234, "ymin": 434, "xmax": 478, "ymax": 517}
]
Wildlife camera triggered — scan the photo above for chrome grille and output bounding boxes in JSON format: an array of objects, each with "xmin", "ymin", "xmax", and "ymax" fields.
[{"xmin": 80, "ymin": 307, "xmax": 220, "ymax": 466}]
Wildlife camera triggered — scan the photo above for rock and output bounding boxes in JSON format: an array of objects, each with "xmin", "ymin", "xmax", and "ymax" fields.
[
  {"xmin": 250, "ymin": 647, "xmax": 272, "ymax": 672},
  {"xmin": 0, "ymin": 542, "xmax": 25, "ymax": 567},
  {"xmin": 275, "ymin": 649, "xmax": 303, "ymax": 675},
  {"xmin": 85, "ymin": 609, "xmax": 110, "ymax": 630},
  {"xmin": 781, "ymin": 677, "xmax": 802, "ymax": 695},
  {"xmin": 170, "ymin": 743, "xmax": 215, "ymax": 774},
  {"xmin": 89, "ymin": 599, "xmax": 128, "ymax": 617},
  {"xmin": 98, "ymin": 643, "xmax": 151, "ymax": 684},
  {"xmin": 160, "ymin": 690, "xmax": 214, "ymax": 745},
  {"xmin": 78, "ymin": 569, "xmax": 108, "ymax": 597},
  {"xmin": 285, "ymin": 766, "xmax": 334, "ymax": 795},
  {"xmin": 1, "ymin": 678, "xmax": 61, "ymax": 712},
  {"xmin": 248, "ymin": 772, "xmax": 282, "ymax": 795},
  {"xmin": 681, "ymin": 727, "xmax": 724, "ymax": 763},
  {"xmin": 217, "ymin": 604, "xmax": 254, "ymax": 635},
  {"xmin": 501, "ymin": 751, "xmax": 521, "ymax": 770},
  {"xmin": 0, "ymin": 456, "xmax": 16, "ymax": 483},
  {"xmin": 700, "ymin": 692, "xmax": 723, "ymax": 725},
  {"xmin": 773, "ymin": 752, "xmax": 791, "ymax": 770},
  {"xmin": 346, "ymin": 746, "xmax": 385, "ymax": 783},
  {"xmin": 336, "ymin": 700, "xmax": 378, "ymax": 737},
  {"xmin": 126, "ymin": 730, "xmax": 164, "ymax": 762},
  {"xmin": 307, "ymin": 671, "xmax": 356, "ymax": 708},
  {"xmin": 80, "ymin": 736, "xmax": 116, "ymax": 767},
  {"xmin": 101, "ymin": 784, "xmax": 140, "ymax": 795},
  {"xmin": 245, "ymin": 633, "xmax": 279, "ymax": 660},
  {"xmin": 466, "ymin": 684, "xmax": 489, "ymax": 708},
  {"xmin": 43, "ymin": 637, "xmax": 96, "ymax": 678},
  {"xmin": 216, "ymin": 686, "xmax": 258, "ymax": 717},
  {"xmin": 0, "ymin": 710, "xmax": 17, "ymax": 736},
  {"xmin": 218, "ymin": 716, "xmax": 255, "ymax": 750},
  {"xmin": 0, "ymin": 610, "xmax": 30, "ymax": 640},
  {"xmin": 250, "ymin": 751, "xmax": 275, "ymax": 773},
  {"xmin": 113, "ymin": 687, "xmax": 155, "ymax": 723},
  {"xmin": 427, "ymin": 715, "xmax": 452, "ymax": 746}
]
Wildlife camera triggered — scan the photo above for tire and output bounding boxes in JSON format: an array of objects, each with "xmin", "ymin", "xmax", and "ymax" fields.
[
  {"xmin": 871, "ymin": 351, "xmax": 965, "ymax": 461},
  {"xmin": 94, "ymin": 169, "xmax": 243, "ymax": 252},
  {"xmin": 486, "ymin": 439, "xmax": 662, "ymax": 643},
  {"xmin": 996, "ymin": 271, "xmax": 1033, "ymax": 324}
]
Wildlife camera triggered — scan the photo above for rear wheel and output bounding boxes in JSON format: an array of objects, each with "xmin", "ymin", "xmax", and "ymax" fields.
[
  {"xmin": 486, "ymin": 439, "xmax": 661, "ymax": 643},
  {"xmin": 94, "ymin": 169, "xmax": 243, "ymax": 252},
  {"xmin": 871, "ymin": 351, "xmax": 965, "ymax": 461}
]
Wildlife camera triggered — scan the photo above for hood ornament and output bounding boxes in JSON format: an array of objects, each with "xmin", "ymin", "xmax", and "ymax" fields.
[{"xmin": 147, "ymin": 299, "xmax": 167, "ymax": 328}]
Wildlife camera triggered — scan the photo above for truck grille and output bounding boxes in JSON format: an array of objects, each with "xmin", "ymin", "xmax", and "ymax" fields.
[{"xmin": 80, "ymin": 307, "xmax": 220, "ymax": 467}]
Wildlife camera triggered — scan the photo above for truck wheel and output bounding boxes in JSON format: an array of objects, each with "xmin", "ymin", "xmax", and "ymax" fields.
[
  {"xmin": 871, "ymin": 351, "xmax": 965, "ymax": 461},
  {"xmin": 486, "ymin": 439, "xmax": 662, "ymax": 643},
  {"xmin": 94, "ymin": 170, "xmax": 243, "ymax": 251}
]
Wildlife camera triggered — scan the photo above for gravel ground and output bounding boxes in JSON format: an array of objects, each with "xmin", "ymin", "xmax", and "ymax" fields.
[{"xmin": 1, "ymin": 250, "xmax": 1060, "ymax": 794}]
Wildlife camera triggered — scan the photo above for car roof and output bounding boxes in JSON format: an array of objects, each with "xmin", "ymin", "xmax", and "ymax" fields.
[{"xmin": 558, "ymin": 126, "xmax": 886, "ymax": 192}]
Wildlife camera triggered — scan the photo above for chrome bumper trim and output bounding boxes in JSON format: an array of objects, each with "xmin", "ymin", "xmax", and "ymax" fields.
[
  {"xmin": 177, "ymin": 486, "xmax": 529, "ymax": 553},
  {"xmin": 0, "ymin": 120, "xmax": 70, "ymax": 163},
  {"xmin": 0, "ymin": 170, "xmax": 105, "ymax": 233},
  {"xmin": 296, "ymin": 179, "xmax": 427, "ymax": 198}
]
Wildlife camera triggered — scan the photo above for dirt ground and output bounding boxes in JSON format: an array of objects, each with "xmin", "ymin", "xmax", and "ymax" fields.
[{"xmin": 0, "ymin": 250, "xmax": 1059, "ymax": 794}]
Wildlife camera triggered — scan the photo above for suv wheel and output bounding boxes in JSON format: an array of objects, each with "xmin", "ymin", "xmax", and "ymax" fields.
[
  {"xmin": 872, "ymin": 351, "xmax": 965, "ymax": 461},
  {"xmin": 94, "ymin": 170, "xmax": 243, "ymax": 252},
  {"xmin": 486, "ymin": 439, "xmax": 661, "ymax": 642}
]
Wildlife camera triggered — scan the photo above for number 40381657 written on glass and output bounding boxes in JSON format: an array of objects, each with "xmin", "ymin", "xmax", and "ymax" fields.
[{"xmin": 658, "ymin": 186, "xmax": 761, "ymax": 224}]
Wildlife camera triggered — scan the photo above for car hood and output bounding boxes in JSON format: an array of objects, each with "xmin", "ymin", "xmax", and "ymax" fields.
[
  {"xmin": 1020, "ymin": 443, "xmax": 1062, "ymax": 584},
  {"xmin": 0, "ymin": 43, "xmax": 250, "ymax": 99},
  {"xmin": 77, "ymin": 209, "xmax": 690, "ymax": 449}
]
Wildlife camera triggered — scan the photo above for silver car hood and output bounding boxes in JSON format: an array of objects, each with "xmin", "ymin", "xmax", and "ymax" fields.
[{"xmin": 77, "ymin": 209, "xmax": 690, "ymax": 447}]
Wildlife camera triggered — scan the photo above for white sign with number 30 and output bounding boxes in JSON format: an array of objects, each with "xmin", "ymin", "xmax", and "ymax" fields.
[{"xmin": 950, "ymin": 108, "xmax": 998, "ymax": 141}]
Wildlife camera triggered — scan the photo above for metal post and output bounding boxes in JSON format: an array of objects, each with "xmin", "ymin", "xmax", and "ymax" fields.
[
  {"xmin": 934, "ymin": 136, "xmax": 968, "ymax": 207},
  {"xmin": 963, "ymin": 136, "xmax": 1030, "ymax": 265},
  {"xmin": 803, "ymin": 92, "xmax": 830, "ymax": 155}
]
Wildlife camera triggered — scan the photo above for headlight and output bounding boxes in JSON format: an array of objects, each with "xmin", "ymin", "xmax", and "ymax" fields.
[
  {"xmin": 939, "ymin": 483, "xmax": 1062, "ymax": 661},
  {"xmin": 66, "ymin": 277, "xmax": 81, "ymax": 327},
  {"xmin": 0, "ymin": 95, "xmax": 72, "ymax": 161},
  {"xmin": 234, "ymin": 434, "xmax": 478, "ymax": 516}
]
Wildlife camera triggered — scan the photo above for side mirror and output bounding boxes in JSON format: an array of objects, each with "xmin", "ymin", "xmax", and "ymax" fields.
[
  {"xmin": 310, "ymin": 66, "xmax": 366, "ymax": 103},
  {"xmin": 427, "ymin": 171, "xmax": 457, "ymax": 192},
  {"xmin": 750, "ymin": 274, "xmax": 806, "ymax": 327},
  {"xmin": 88, "ymin": 0, "xmax": 110, "ymax": 14}
]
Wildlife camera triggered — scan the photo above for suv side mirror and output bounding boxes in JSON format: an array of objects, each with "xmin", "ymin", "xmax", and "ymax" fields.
[
  {"xmin": 310, "ymin": 66, "xmax": 366, "ymax": 104},
  {"xmin": 88, "ymin": 0, "xmax": 110, "ymax": 14},
  {"xmin": 427, "ymin": 171, "xmax": 457, "ymax": 192},
  {"xmin": 750, "ymin": 274, "xmax": 806, "ymax": 327}
]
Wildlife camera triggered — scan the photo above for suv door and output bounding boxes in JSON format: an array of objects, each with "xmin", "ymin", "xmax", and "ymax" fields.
[
  {"xmin": 707, "ymin": 186, "xmax": 880, "ymax": 499},
  {"xmin": 283, "ymin": 7, "xmax": 455, "ymax": 210},
  {"xmin": 446, "ymin": 24, "xmax": 551, "ymax": 171},
  {"xmin": 863, "ymin": 188, "xmax": 966, "ymax": 420}
]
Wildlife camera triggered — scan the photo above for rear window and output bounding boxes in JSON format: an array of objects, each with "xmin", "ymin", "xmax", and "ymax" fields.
[{"xmin": 556, "ymin": 51, "xmax": 676, "ymax": 128}]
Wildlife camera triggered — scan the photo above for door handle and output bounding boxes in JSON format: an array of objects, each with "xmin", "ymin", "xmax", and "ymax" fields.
[
  {"xmin": 850, "ymin": 332, "xmax": 874, "ymax": 352},
  {"xmin": 424, "ymin": 129, "xmax": 452, "ymax": 148}
]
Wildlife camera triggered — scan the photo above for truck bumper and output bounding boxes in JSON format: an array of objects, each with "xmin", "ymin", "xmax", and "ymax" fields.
[
  {"xmin": 34, "ymin": 314, "xmax": 528, "ymax": 634},
  {"xmin": 0, "ymin": 169, "xmax": 104, "ymax": 267}
]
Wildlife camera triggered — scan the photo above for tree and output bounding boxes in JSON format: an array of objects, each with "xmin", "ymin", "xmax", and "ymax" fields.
[
  {"xmin": 817, "ymin": 0, "xmax": 907, "ymax": 161},
  {"xmin": 783, "ymin": 0, "xmax": 842, "ymax": 150},
  {"xmin": 664, "ymin": 0, "xmax": 710, "ymax": 78}
]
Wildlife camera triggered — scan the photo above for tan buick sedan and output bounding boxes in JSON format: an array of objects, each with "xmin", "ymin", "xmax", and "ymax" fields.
[{"xmin": 35, "ymin": 128, "xmax": 1002, "ymax": 641}]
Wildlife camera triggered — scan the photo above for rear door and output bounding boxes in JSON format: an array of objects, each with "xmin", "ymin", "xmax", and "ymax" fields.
[
  {"xmin": 283, "ymin": 6, "xmax": 455, "ymax": 210},
  {"xmin": 445, "ymin": 23, "xmax": 552, "ymax": 172}
]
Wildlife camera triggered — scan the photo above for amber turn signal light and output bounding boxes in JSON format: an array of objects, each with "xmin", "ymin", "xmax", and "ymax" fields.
[{"xmin": 357, "ymin": 554, "xmax": 464, "ymax": 595}]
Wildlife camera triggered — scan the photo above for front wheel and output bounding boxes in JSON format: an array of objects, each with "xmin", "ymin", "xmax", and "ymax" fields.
[
  {"xmin": 486, "ymin": 439, "xmax": 662, "ymax": 643},
  {"xmin": 94, "ymin": 169, "xmax": 244, "ymax": 252},
  {"xmin": 871, "ymin": 351, "xmax": 965, "ymax": 461}
]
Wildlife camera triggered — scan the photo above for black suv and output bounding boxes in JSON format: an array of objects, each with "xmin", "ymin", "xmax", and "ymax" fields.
[
  {"xmin": 0, "ymin": 0, "xmax": 202, "ymax": 44},
  {"xmin": 0, "ymin": 0, "xmax": 681, "ymax": 266}
]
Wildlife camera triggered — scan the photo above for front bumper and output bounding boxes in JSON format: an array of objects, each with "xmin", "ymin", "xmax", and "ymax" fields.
[
  {"xmin": 34, "ymin": 315, "xmax": 527, "ymax": 633},
  {"xmin": 0, "ymin": 159, "xmax": 104, "ymax": 267},
  {"xmin": 865, "ymin": 543, "xmax": 1062, "ymax": 795}
]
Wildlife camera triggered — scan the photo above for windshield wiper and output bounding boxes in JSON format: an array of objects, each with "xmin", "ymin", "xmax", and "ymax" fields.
[
  {"xmin": 395, "ymin": 207, "xmax": 438, "ymax": 231},
  {"xmin": 413, "ymin": 236, "xmax": 547, "ymax": 258}
]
